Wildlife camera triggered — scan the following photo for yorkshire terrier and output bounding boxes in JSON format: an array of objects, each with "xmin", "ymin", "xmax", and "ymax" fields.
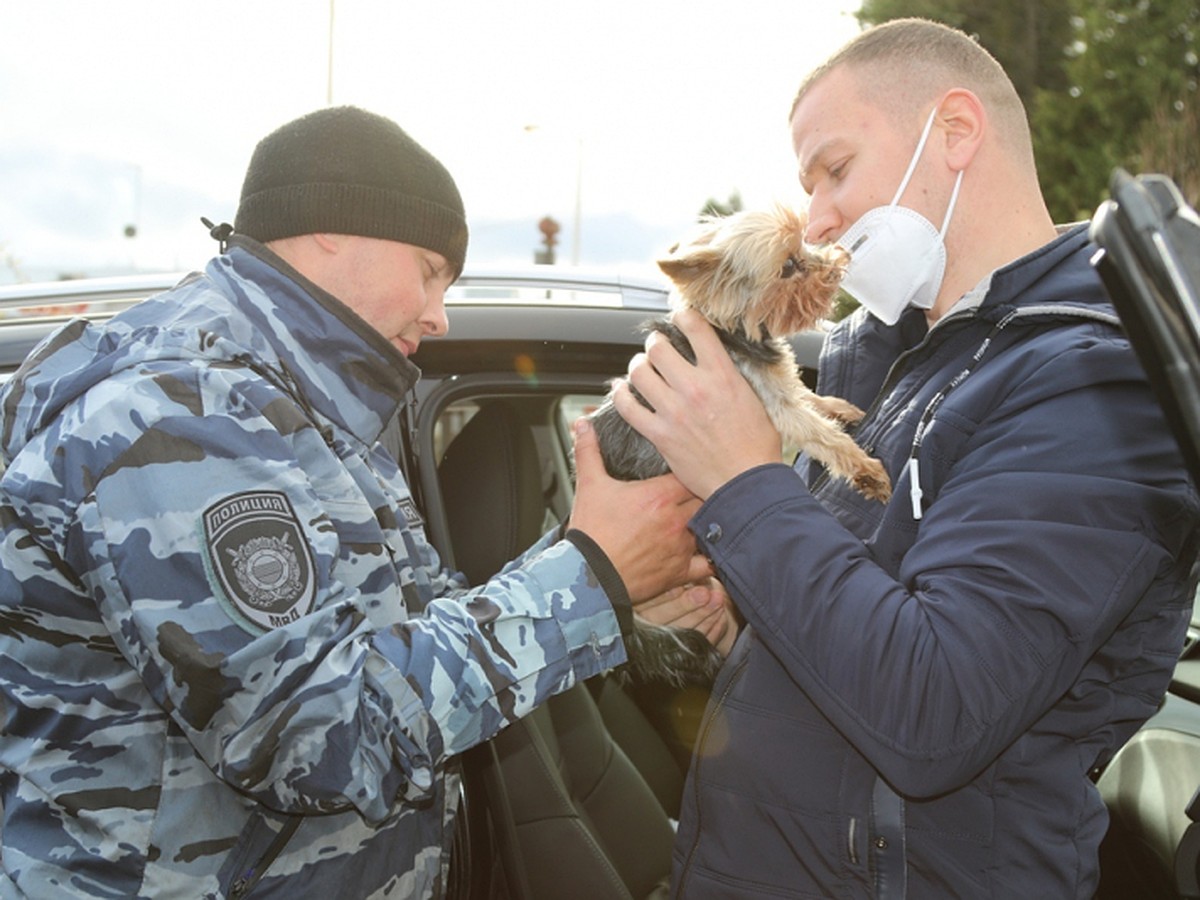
[{"xmin": 589, "ymin": 205, "xmax": 891, "ymax": 687}]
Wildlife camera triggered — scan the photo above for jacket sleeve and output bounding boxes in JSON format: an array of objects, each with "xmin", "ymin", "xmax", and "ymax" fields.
[
  {"xmin": 693, "ymin": 332, "xmax": 1198, "ymax": 798},
  {"xmin": 58, "ymin": 361, "xmax": 624, "ymax": 823}
]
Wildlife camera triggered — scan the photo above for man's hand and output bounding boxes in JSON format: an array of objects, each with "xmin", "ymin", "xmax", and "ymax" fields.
[
  {"xmin": 612, "ymin": 308, "xmax": 782, "ymax": 500},
  {"xmin": 636, "ymin": 578, "xmax": 740, "ymax": 657},
  {"xmin": 568, "ymin": 417, "xmax": 712, "ymax": 602}
]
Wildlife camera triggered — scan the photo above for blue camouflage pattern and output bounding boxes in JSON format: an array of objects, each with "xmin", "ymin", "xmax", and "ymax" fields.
[{"xmin": 0, "ymin": 238, "xmax": 626, "ymax": 898}]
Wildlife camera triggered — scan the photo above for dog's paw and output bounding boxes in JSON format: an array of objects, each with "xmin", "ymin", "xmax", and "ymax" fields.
[
  {"xmin": 852, "ymin": 458, "xmax": 892, "ymax": 503},
  {"xmin": 808, "ymin": 394, "xmax": 866, "ymax": 425}
]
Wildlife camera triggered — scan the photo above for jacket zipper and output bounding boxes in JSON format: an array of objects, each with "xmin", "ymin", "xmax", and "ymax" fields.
[
  {"xmin": 676, "ymin": 653, "xmax": 751, "ymax": 896},
  {"xmin": 228, "ymin": 815, "xmax": 303, "ymax": 898},
  {"xmin": 808, "ymin": 311, "xmax": 975, "ymax": 496}
]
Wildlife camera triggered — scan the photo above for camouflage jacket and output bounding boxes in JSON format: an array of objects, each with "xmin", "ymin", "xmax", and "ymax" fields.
[{"xmin": 0, "ymin": 238, "xmax": 627, "ymax": 898}]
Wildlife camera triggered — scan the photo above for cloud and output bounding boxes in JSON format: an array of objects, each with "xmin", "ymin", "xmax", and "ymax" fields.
[{"xmin": 2, "ymin": 0, "xmax": 861, "ymax": 281}]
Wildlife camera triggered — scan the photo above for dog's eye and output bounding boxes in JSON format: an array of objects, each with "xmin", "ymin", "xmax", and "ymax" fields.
[{"xmin": 781, "ymin": 257, "xmax": 805, "ymax": 279}]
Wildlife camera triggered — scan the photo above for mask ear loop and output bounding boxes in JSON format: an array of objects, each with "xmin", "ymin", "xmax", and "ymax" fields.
[
  {"xmin": 889, "ymin": 107, "xmax": 940, "ymax": 207},
  {"xmin": 892, "ymin": 105, "xmax": 966, "ymax": 238},
  {"xmin": 938, "ymin": 169, "xmax": 965, "ymax": 238}
]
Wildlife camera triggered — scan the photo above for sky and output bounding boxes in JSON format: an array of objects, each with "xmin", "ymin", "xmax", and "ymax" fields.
[{"xmin": 0, "ymin": 0, "xmax": 864, "ymax": 285}]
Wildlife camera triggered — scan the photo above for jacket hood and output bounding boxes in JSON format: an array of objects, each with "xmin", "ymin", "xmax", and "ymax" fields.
[{"xmin": 1, "ymin": 238, "xmax": 419, "ymax": 465}]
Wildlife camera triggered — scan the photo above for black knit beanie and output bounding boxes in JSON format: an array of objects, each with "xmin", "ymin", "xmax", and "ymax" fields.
[{"xmin": 234, "ymin": 106, "xmax": 468, "ymax": 277}]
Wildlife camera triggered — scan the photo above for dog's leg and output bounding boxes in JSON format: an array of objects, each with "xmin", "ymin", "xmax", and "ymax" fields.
[
  {"xmin": 779, "ymin": 402, "xmax": 892, "ymax": 501},
  {"xmin": 740, "ymin": 354, "xmax": 892, "ymax": 502},
  {"xmin": 805, "ymin": 393, "xmax": 867, "ymax": 425},
  {"xmin": 748, "ymin": 362, "xmax": 892, "ymax": 501}
]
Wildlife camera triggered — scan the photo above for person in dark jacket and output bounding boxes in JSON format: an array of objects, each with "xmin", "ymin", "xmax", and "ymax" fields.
[{"xmin": 615, "ymin": 18, "xmax": 1200, "ymax": 899}]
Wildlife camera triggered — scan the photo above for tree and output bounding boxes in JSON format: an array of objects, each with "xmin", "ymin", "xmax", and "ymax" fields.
[
  {"xmin": 1136, "ymin": 95, "xmax": 1200, "ymax": 204},
  {"xmin": 1033, "ymin": 0, "xmax": 1200, "ymax": 218},
  {"xmin": 698, "ymin": 191, "xmax": 744, "ymax": 219},
  {"xmin": 857, "ymin": 0, "xmax": 1200, "ymax": 219},
  {"xmin": 857, "ymin": 0, "xmax": 1073, "ymax": 116}
]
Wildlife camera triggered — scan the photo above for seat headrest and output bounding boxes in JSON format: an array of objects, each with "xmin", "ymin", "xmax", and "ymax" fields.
[{"xmin": 438, "ymin": 401, "xmax": 546, "ymax": 586}]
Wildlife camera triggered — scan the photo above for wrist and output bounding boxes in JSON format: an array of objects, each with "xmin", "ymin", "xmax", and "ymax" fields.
[{"xmin": 563, "ymin": 528, "xmax": 633, "ymax": 638}]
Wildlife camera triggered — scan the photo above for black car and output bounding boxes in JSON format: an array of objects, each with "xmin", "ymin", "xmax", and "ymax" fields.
[{"xmin": 0, "ymin": 245, "xmax": 1196, "ymax": 898}]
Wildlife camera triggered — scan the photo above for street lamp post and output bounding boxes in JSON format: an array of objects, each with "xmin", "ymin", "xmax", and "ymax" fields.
[
  {"xmin": 326, "ymin": 0, "xmax": 335, "ymax": 105},
  {"xmin": 571, "ymin": 136, "xmax": 582, "ymax": 266},
  {"xmin": 524, "ymin": 124, "xmax": 583, "ymax": 265}
]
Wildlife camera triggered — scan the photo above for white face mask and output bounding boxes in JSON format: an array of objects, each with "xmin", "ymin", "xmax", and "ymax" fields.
[{"xmin": 837, "ymin": 107, "xmax": 965, "ymax": 325}]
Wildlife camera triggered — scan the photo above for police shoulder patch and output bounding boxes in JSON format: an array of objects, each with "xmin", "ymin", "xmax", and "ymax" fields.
[
  {"xmin": 396, "ymin": 497, "xmax": 424, "ymax": 529},
  {"xmin": 203, "ymin": 491, "xmax": 317, "ymax": 632}
]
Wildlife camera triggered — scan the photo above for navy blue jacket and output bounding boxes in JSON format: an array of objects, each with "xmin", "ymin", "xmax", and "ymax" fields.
[{"xmin": 671, "ymin": 226, "xmax": 1200, "ymax": 898}]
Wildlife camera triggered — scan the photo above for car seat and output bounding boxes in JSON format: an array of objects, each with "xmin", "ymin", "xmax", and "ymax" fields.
[{"xmin": 437, "ymin": 399, "xmax": 678, "ymax": 900}]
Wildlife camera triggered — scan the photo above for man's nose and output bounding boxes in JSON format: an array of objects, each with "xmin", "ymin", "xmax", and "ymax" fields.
[
  {"xmin": 424, "ymin": 297, "xmax": 449, "ymax": 338},
  {"xmin": 804, "ymin": 202, "xmax": 840, "ymax": 246}
]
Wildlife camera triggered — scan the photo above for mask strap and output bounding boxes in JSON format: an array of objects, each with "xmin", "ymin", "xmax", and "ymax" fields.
[
  {"xmin": 939, "ymin": 169, "xmax": 964, "ymax": 238},
  {"xmin": 889, "ymin": 107, "xmax": 939, "ymax": 207}
]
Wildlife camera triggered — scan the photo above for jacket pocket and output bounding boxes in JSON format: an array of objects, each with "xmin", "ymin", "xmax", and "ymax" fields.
[{"xmin": 217, "ymin": 808, "xmax": 303, "ymax": 898}]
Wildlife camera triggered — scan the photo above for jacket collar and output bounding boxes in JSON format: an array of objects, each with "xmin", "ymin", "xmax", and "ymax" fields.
[
  {"xmin": 209, "ymin": 237, "xmax": 420, "ymax": 446},
  {"xmin": 819, "ymin": 223, "xmax": 1108, "ymax": 408},
  {"xmin": 983, "ymin": 223, "xmax": 1096, "ymax": 314}
]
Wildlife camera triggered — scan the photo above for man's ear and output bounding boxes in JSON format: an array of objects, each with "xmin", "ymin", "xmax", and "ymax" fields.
[
  {"xmin": 312, "ymin": 233, "xmax": 342, "ymax": 254},
  {"xmin": 936, "ymin": 88, "xmax": 985, "ymax": 172}
]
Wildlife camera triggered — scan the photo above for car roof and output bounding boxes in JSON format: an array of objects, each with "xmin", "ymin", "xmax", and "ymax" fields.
[{"xmin": 0, "ymin": 265, "xmax": 828, "ymax": 376}]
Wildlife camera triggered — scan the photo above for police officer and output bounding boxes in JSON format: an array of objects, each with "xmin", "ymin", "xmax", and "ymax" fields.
[{"xmin": 0, "ymin": 106, "xmax": 707, "ymax": 899}]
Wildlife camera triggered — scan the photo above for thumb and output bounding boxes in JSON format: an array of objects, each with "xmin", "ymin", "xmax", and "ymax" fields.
[
  {"xmin": 572, "ymin": 416, "xmax": 603, "ymax": 483},
  {"xmin": 685, "ymin": 552, "xmax": 715, "ymax": 584}
]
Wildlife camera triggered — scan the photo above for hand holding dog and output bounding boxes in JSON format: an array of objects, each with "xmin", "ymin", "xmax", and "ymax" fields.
[
  {"xmin": 569, "ymin": 417, "xmax": 712, "ymax": 601},
  {"xmin": 636, "ymin": 578, "xmax": 740, "ymax": 657},
  {"xmin": 614, "ymin": 308, "xmax": 783, "ymax": 500}
]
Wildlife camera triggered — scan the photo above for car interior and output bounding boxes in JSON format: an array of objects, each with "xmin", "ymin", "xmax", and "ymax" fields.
[{"xmin": 429, "ymin": 392, "xmax": 690, "ymax": 899}]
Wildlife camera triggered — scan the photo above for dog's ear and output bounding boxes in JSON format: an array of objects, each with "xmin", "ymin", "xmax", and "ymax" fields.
[{"xmin": 657, "ymin": 244, "xmax": 722, "ymax": 289}]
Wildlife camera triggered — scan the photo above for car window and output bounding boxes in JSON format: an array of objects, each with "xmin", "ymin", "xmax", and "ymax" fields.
[
  {"xmin": 558, "ymin": 393, "xmax": 604, "ymax": 434},
  {"xmin": 433, "ymin": 400, "xmax": 481, "ymax": 463}
]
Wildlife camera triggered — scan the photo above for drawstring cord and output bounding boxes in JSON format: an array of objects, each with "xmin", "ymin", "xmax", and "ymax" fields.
[
  {"xmin": 200, "ymin": 217, "xmax": 234, "ymax": 253},
  {"xmin": 907, "ymin": 309, "xmax": 1019, "ymax": 520}
]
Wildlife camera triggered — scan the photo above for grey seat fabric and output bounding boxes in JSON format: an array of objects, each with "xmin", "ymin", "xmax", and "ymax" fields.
[
  {"xmin": 1097, "ymin": 693, "xmax": 1200, "ymax": 899},
  {"xmin": 438, "ymin": 400, "xmax": 548, "ymax": 587},
  {"xmin": 437, "ymin": 400, "xmax": 676, "ymax": 899}
]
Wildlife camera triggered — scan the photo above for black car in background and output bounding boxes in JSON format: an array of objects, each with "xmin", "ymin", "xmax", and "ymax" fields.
[{"xmin": 0, "ymin": 243, "xmax": 1197, "ymax": 897}]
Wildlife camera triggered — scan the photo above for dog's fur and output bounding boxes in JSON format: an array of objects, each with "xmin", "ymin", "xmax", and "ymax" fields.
[
  {"xmin": 590, "ymin": 205, "xmax": 892, "ymax": 688},
  {"xmin": 592, "ymin": 205, "xmax": 890, "ymax": 498}
]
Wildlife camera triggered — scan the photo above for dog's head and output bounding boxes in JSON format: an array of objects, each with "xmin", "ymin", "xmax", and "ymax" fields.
[{"xmin": 656, "ymin": 205, "xmax": 848, "ymax": 340}]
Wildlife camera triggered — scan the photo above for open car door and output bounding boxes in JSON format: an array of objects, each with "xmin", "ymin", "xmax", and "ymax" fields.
[{"xmin": 1090, "ymin": 170, "xmax": 1200, "ymax": 899}]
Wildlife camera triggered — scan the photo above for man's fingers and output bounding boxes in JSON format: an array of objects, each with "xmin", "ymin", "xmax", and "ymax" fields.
[
  {"xmin": 636, "ymin": 584, "xmax": 686, "ymax": 613},
  {"xmin": 671, "ymin": 307, "xmax": 730, "ymax": 365},
  {"xmin": 686, "ymin": 553, "xmax": 715, "ymax": 583},
  {"xmin": 611, "ymin": 379, "xmax": 657, "ymax": 441}
]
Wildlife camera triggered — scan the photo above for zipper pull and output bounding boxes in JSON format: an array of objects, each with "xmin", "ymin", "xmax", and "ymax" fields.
[{"xmin": 908, "ymin": 457, "xmax": 923, "ymax": 520}]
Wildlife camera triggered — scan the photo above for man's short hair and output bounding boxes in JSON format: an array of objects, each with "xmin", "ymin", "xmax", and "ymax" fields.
[{"xmin": 791, "ymin": 18, "xmax": 1031, "ymax": 156}]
